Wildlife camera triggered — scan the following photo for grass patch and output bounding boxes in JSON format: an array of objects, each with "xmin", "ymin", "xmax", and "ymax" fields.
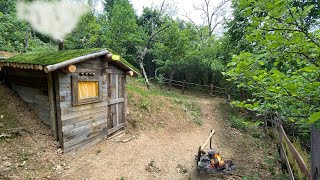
[
  {"xmin": 127, "ymin": 78, "xmax": 203, "ymax": 126},
  {"xmin": 127, "ymin": 78, "xmax": 185, "ymax": 99},
  {"xmin": 173, "ymin": 98, "xmax": 203, "ymax": 126},
  {"xmin": 228, "ymin": 115, "xmax": 262, "ymax": 134}
]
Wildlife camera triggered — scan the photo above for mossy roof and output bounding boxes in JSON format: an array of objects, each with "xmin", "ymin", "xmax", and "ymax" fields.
[
  {"xmin": 4, "ymin": 48, "xmax": 140, "ymax": 75},
  {"xmin": 5, "ymin": 48, "xmax": 104, "ymax": 65}
]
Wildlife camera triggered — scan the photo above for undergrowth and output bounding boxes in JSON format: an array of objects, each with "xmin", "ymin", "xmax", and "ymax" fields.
[
  {"xmin": 228, "ymin": 114, "xmax": 263, "ymax": 138},
  {"xmin": 127, "ymin": 78, "xmax": 203, "ymax": 126},
  {"xmin": 283, "ymin": 138, "xmax": 310, "ymax": 180},
  {"xmin": 0, "ymin": 85, "xmax": 20, "ymax": 143}
]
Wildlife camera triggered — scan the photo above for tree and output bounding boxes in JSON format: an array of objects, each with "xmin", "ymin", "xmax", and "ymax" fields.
[
  {"xmin": 0, "ymin": 0, "xmax": 55, "ymax": 52},
  {"xmin": 226, "ymin": 0, "xmax": 320, "ymax": 131},
  {"xmin": 184, "ymin": 0, "xmax": 230, "ymax": 37},
  {"xmin": 65, "ymin": 12, "xmax": 103, "ymax": 49},
  {"xmin": 103, "ymin": 0, "xmax": 142, "ymax": 65},
  {"xmin": 136, "ymin": 2, "xmax": 171, "ymax": 89}
]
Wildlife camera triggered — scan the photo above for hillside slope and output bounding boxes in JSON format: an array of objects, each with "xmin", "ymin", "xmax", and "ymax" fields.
[{"xmin": 0, "ymin": 79, "xmax": 283, "ymax": 179}]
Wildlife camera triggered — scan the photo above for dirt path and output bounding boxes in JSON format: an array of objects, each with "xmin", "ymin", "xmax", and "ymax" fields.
[{"xmin": 60, "ymin": 97, "xmax": 275, "ymax": 180}]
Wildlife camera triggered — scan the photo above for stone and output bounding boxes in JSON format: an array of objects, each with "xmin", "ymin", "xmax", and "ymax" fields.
[
  {"xmin": 1, "ymin": 156, "xmax": 8, "ymax": 161},
  {"xmin": 4, "ymin": 161, "xmax": 12, "ymax": 167},
  {"xmin": 56, "ymin": 148, "xmax": 63, "ymax": 154}
]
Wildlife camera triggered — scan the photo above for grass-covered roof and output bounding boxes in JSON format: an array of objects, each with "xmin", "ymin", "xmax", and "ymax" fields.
[
  {"xmin": 4, "ymin": 48, "xmax": 140, "ymax": 75},
  {"xmin": 5, "ymin": 48, "xmax": 104, "ymax": 65}
]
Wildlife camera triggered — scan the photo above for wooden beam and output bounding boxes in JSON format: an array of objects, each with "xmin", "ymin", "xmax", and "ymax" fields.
[
  {"xmin": 44, "ymin": 50, "xmax": 109, "ymax": 73},
  {"xmin": 106, "ymin": 53, "xmax": 113, "ymax": 60},
  {"xmin": 200, "ymin": 130, "xmax": 216, "ymax": 151},
  {"xmin": 62, "ymin": 65, "xmax": 77, "ymax": 73},
  {"xmin": 47, "ymin": 72, "xmax": 58, "ymax": 140},
  {"xmin": 279, "ymin": 125, "xmax": 311, "ymax": 179},
  {"xmin": 126, "ymin": 71, "xmax": 134, "ymax": 77},
  {"xmin": 311, "ymin": 125, "xmax": 320, "ymax": 180}
]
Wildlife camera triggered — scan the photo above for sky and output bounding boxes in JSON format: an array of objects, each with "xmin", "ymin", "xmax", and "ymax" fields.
[{"xmin": 97, "ymin": 0, "xmax": 231, "ymax": 26}]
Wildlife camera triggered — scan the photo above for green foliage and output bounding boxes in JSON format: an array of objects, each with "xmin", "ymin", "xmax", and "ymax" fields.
[
  {"xmin": 228, "ymin": 113, "xmax": 263, "ymax": 138},
  {"xmin": 226, "ymin": 0, "xmax": 320, "ymax": 130},
  {"xmin": 104, "ymin": 0, "xmax": 143, "ymax": 64},
  {"xmin": 65, "ymin": 13, "xmax": 103, "ymax": 49}
]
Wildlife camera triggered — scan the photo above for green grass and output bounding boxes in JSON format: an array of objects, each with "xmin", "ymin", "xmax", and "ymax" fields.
[
  {"xmin": 227, "ymin": 113, "xmax": 263, "ymax": 138},
  {"xmin": 6, "ymin": 48, "xmax": 104, "ymax": 65},
  {"xmin": 173, "ymin": 98, "xmax": 203, "ymax": 126},
  {"xmin": 5, "ymin": 48, "xmax": 140, "ymax": 75},
  {"xmin": 127, "ymin": 79, "xmax": 185, "ymax": 99},
  {"xmin": 127, "ymin": 78, "xmax": 203, "ymax": 126},
  {"xmin": 284, "ymin": 138, "xmax": 310, "ymax": 180}
]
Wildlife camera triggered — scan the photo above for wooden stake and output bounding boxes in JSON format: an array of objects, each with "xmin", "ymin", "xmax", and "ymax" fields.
[
  {"xmin": 181, "ymin": 80, "xmax": 186, "ymax": 94},
  {"xmin": 201, "ymin": 130, "xmax": 216, "ymax": 151},
  {"xmin": 126, "ymin": 71, "xmax": 134, "ymax": 77},
  {"xmin": 210, "ymin": 84, "xmax": 214, "ymax": 96}
]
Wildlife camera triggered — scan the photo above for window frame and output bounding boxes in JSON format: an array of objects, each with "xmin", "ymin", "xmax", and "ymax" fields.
[{"xmin": 72, "ymin": 75, "xmax": 103, "ymax": 106}]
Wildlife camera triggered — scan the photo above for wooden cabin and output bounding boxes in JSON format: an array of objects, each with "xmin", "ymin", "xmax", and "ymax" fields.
[{"xmin": 0, "ymin": 49, "xmax": 138, "ymax": 152}]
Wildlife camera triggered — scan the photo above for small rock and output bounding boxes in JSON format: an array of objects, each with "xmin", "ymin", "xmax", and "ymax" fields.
[
  {"xmin": 64, "ymin": 166, "xmax": 71, "ymax": 170},
  {"xmin": 53, "ymin": 141, "xmax": 61, "ymax": 148},
  {"xmin": 18, "ymin": 161, "xmax": 27, "ymax": 167},
  {"xmin": 0, "ymin": 115, "xmax": 3, "ymax": 119},
  {"xmin": 56, "ymin": 148, "xmax": 63, "ymax": 154},
  {"xmin": 46, "ymin": 176, "xmax": 52, "ymax": 179},
  {"xmin": 55, "ymin": 164, "xmax": 62, "ymax": 171},
  {"xmin": 159, "ymin": 122, "xmax": 163, "ymax": 124},
  {"xmin": 4, "ymin": 161, "xmax": 11, "ymax": 167},
  {"xmin": 1, "ymin": 156, "xmax": 8, "ymax": 161}
]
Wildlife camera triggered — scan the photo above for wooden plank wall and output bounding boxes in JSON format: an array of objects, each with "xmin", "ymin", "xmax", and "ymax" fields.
[
  {"xmin": 5, "ymin": 68, "xmax": 51, "ymax": 125},
  {"xmin": 59, "ymin": 58, "xmax": 109, "ymax": 152},
  {"xmin": 107, "ymin": 64, "xmax": 125, "ymax": 135}
]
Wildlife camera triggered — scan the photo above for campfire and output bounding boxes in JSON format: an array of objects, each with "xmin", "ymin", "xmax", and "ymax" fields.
[
  {"xmin": 197, "ymin": 149, "xmax": 235, "ymax": 173},
  {"xmin": 196, "ymin": 130, "xmax": 236, "ymax": 173}
]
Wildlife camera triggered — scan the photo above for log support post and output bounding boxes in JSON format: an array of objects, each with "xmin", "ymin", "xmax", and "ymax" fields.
[
  {"xmin": 311, "ymin": 125, "xmax": 320, "ymax": 180},
  {"xmin": 181, "ymin": 80, "xmax": 186, "ymax": 94},
  {"xmin": 210, "ymin": 84, "xmax": 214, "ymax": 96}
]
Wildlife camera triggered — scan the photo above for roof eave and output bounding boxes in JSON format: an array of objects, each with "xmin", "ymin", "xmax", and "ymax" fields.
[{"xmin": 44, "ymin": 50, "xmax": 110, "ymax": 73}]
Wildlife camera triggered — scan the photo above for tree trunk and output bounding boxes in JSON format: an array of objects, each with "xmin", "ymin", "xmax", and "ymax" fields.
[
  {"xmin": 23, "ymin": 27, "xmax": 29, "ymax": 53},
  {"xmin": 168, "ymin": 71, "xmax": 174, "ymax": 91},
  {"xmin": 139, "ymin": 47, "xmax": 150, "ymax": 89},
  {"xmin": 139, "ymin": 61, "xmax": 150, "ymax": 89},
  {"xmin": 58, "ymin": 41, "xmax": 64, "ymax": 51}
]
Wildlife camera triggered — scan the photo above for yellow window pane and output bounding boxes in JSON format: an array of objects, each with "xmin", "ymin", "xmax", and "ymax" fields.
[{"xmin": 78, "ymin": 81, "xmax": 99, "ymax": 100}]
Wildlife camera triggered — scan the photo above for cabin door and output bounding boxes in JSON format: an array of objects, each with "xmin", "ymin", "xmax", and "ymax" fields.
[{"xmin": 107, "ymin": 70, "xmax": 125, "ymax": 135}]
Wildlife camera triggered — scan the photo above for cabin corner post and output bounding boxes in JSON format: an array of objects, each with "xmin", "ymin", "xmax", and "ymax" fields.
[
  {"xmin": 47, "ymin": 72, "xmax": 58, "ymax": 140},
  {"xmin": 53, "ymin": 71, "xmax": 64, "ymax": 149},
  {"xmin": 123, "ymin": 75, "xmax": 128, "ymax": 128}
]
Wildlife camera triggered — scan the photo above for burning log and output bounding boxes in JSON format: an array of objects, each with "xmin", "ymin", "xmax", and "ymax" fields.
[{"xmin": 196, "ymin": 130, "xmax": 235, "ymax": 174}]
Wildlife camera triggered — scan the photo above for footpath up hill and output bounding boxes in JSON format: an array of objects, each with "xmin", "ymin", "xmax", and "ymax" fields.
[{"xmin": 0, "ymin": 78, "xmax": 282, "ymax": 179}]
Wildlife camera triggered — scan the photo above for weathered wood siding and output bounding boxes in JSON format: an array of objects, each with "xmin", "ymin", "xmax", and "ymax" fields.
[
  {"xmin": 58, "ymin": 58, "xmax": 116, "ymax": 152},
  {"xmin": 107, "ymin": 64, "xmax": 126, "ymax": 135},
  {"xmin": 5, "ymin": 68, "xmax": 51, "ymax": 125}
]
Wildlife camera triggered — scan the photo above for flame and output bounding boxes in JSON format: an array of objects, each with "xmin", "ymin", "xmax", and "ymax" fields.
[{"xmin": 214, "ymin": 153, "xmax": 225, "ymax": 167}]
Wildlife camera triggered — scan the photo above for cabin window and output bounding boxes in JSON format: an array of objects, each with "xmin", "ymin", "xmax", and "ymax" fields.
[{"xmin": 72, "ymin": 75, "xmax": 103, "ymax": 106}]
